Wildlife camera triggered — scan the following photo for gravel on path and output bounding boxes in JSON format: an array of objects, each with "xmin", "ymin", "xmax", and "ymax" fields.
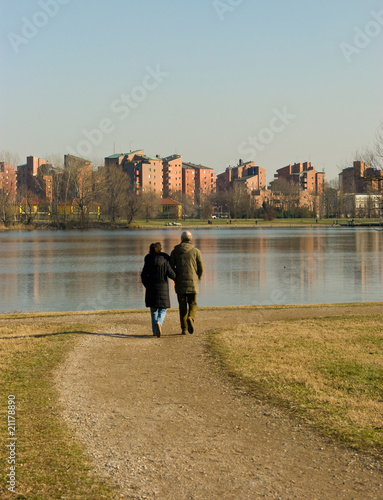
[{"xmin": 55, "ymin": 305, "xmax": 383, "ymax": 499}]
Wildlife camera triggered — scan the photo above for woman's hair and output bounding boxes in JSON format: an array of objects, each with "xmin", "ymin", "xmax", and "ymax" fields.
[{"xmin": 149, "ymin": 242, "xmax": 162, "ymax": 254}]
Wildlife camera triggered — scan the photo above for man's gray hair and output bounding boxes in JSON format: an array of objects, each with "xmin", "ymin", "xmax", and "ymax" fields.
[{"xmin": 181, "ymin": 231, "xmax": 192, "ymax": 242}]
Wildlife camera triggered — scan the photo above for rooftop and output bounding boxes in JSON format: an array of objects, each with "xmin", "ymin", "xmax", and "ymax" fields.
[
  {"xmin": 183, "ymin": 162, "xmax": 213, "ymax": 170},
  {"xmin": 105, "ymin": 150, "xmax": 143, "ymax": 159},
  {"xmin": 163, "ymin": 154, "xmax": 181, "ymax": 162}
]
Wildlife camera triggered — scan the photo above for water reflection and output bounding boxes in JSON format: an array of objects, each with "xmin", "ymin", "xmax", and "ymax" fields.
[{"xmin": 0, "ymin": 228, "xmax": 382, "ymax": 314}]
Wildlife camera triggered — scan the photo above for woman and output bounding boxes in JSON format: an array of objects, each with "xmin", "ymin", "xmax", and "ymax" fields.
[{"xmin": 141, "ymin": 242, "xmax": 176, "ymax": 337}]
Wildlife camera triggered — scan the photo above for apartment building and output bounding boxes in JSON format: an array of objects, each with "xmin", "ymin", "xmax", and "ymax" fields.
[
  {"xmin": 339, "ymin": 160, "xmax": 383, "ymax": 194},
  {"xmin": 233, "ymin": 174, "xmax": 263, "ymax": 193},
  {"xmin": 163, "ymin": 154, "xmax": 183, "ymax": 198},
  {"xmin": 217, "ymin": 160, "xmax": 266, "ymax": 193},
  {"xmin": 105, "ymin": 151, "xmax": 215, "ymax": 203},
  {"xmin": 183, "ymin": 162, "xmax": 216, "ymax": 201},
  {"xmin": 0, "ymin": 162, "xmax": 17, "ymax": 199},
  {"xmin": 105, "ymin": 150, "xmax": 163, "ymax": 196},
  {"xmin": 136, "ymin": 155, "xmax": 163, "ymax": 195},
  {"xmin": 104, "ymin": 150, "xmax": 144, "ymax": 170},
  {"xmin": 17, "ymin": 156, "xmax": 54, "ymax": 202},
  {"xmin": 342, "ymin": 193, "xmax": 382, "ymax": 218},
  {"xmin": 272, "ymin": 161, "xmax": 325, "ymax": 195},
  {"xmin": 64, "ymin": 155, "xmax": 93, "ymax": 199},
  {"xmin": 182, "ymin": 165, "xmax": 196, "ymax": 202}
]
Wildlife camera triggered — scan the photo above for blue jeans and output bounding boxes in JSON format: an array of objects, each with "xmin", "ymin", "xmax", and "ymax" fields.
[{"xmin": 150, "ymin": 308, "xmax": 167, "ymax": 334}]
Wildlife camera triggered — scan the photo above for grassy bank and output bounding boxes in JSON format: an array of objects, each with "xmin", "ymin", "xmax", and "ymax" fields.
[
  {"xmin": 1, "ymin": 307, "xmax": 382, "ymax": 498},
  {"xmin": 0, "ymin": 319, "xmax": 118, "ymax": 499},
  {"xmin": 2, "ymin": 217, "xmax": 383, "ymax": 232},
  {"xmin": 208, "ymin": 313, "xmax": 383, "ymax": 457}
]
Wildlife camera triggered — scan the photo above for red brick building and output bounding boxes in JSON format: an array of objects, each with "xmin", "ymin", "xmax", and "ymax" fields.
[
  {"xmin": 182, "ymin": 165, "xmax": 195, "ymax": 202},
  {"xmin": 105, "ymin": 150, "xmax": 163, "ymax": 196},
  {"xmin": 135, "ymin": 155, "xmax": 163, "ymax": 196},
  {"xmin": 271, "ymin": 161, "xmax": 324, "ymax": 195},
  {"xmin": 163, "ymin": 154, "xmax": 183, "ymax": 198},
  {"xmin": 64, "ymin": 155, "xmax": 93, "ymax": 199},
  {"xmin": 104, "ymin": 150, "xmax": 144, "ymax": 169},
  {"xmin": 339, "ymin": 160, "xmax": 383, "ymax": 194},
  {"xmin": 183, "ymin": 162, "xmax": 216, "ymax": 201},
  {"xmin": 0, "ymin": 162, "xmax": 17, "ymax": 199},
  {"xmin": 217, "ymin": 160, "xmax": 266, "ymax": 193},
  {"xmin": 17, "ymin": 156, "xmax": 54, "ymax": 202}
]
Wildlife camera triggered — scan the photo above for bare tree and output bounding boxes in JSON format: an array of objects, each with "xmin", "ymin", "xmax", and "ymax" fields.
[
  {"xmin": 98, "ymin": 166, "xmax": 131, "ymax": 224},
  {"xmin": 74, "ymin": 167, "xmax": 95, "ymax": 227},
  {"xmin": 374, "ymin": 120, "xmax": 383, "ymax": 169},
  {"xmin": 0, "ymin": 151, "xmax": 20, "ymax": 167},
  {"xmin": 126, "ymin": 192, "xmax": 143, "ymax": 225},
  {"xmin": 140, "ymin": 191, "xmax": 161, "ymax": 221},
  {"xmin": 0, "ymin": 191, "xmax": 16, "ymax": 226},
  {"xmin": 270, "ymin": 177, "xmax": 300, "ymax": 215},
  {"xmin": 321, "ymin": 178, "xmax": 339, "ymax": 218},
  {"xmin": 18, "ymin": 190, "xmax": 38, "ymax": 225},
  {"xmin": 171, "ymin": 191, "xmax": 196, "ymax": 218},
  {"xmin": 224, "ymin": 182, "xmax": 251, "ymax": 219},
  {"xmin": 60, "ymin": 156, "xmax": 79, "ymax": 221}
]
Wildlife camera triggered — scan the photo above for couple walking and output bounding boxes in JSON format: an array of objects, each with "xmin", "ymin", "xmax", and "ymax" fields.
[{"xmin": 141, "ymin": 231, "xmax": 204, "ymax": 337}]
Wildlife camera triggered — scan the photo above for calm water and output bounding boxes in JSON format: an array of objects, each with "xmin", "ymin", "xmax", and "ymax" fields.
[{"xmin": 0, "ymin": 227, "xmax": 382, "ymax": 314}]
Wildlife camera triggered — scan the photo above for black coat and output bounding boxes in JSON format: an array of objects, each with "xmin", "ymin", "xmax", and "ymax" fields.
[{"xmin": 141, "ymin": 253, "xmax": 176, "ymax": 309}]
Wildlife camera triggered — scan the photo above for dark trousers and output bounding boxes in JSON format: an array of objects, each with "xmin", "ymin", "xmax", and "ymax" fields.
[{"xmin": 177, "ymin": 293, "xmax": 197, "ymax": 331}]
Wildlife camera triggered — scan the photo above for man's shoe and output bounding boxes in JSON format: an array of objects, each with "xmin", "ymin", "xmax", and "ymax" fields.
[
  {"xmin": 155, "ymin": 322, "xmax": 162, "ymax": 338},
  {"xmin": 187, "ymin": 317, "xmax": 194, "ymax": 334},
  {"xmin": 181, "ymin": 330, "xmax": 187, "ymax": 335}
]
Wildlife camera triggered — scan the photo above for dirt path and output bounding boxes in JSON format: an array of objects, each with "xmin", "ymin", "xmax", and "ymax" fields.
[{"xmin": 55, "ymin": 305, "xmax": 383, "ymax": 499}]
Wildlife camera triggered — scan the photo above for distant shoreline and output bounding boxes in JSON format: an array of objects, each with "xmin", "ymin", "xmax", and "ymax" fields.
[{"xmin": 0, "ymin": 219, "xmax": 381, "ymax": 232}]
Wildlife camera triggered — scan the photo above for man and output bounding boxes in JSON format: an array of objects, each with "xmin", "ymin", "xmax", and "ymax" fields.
[{"xmin": 170, "ymin": 231, "xmax": 204, "ymax": 335}]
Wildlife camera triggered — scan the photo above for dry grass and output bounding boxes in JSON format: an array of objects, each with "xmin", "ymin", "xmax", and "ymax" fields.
[
  {"xmin": 0, "ymin": 321, "xmax": 118, "ymax": 499},
  {"xmin": 208, "ymin": 314, "xmax": 383, "ymax": 456}
]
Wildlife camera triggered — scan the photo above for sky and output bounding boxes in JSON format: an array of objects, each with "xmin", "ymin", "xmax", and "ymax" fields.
[{"xmin": 1, "ymin": 0, "xmax": 382, "ymax": 182}]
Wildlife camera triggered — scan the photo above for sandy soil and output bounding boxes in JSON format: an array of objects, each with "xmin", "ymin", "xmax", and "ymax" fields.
[{"xmin": 53, "ymin": 304, "xmax": 383, "ymax": 499}]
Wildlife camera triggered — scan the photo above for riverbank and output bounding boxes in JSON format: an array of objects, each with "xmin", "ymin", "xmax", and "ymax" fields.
[
  {"xmin": 1, "ymin": 304, "xmax": 382, "ymax": 498},
  {"xmin": 1, "ymin": 217, "xmax": 382, "ymax": 232}
]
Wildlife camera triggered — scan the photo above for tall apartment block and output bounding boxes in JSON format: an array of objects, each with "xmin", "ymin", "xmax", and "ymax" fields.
[
  {"xmin": 0, "ymin": 162, "xmax": 17, "ymax": 199},
  {"xmin": 182, "ymin": 162, "xmax": 216, "ymax": 201},
  {"xmin": 217, "ymin": 160, "xmax": 266, "ymax": 193},
  {"xmin": 17, "ymin": 156, "xmax": 54, "ymax": 202},
  {"xmin": 134, "ymin": 155, "xmax": 163, "ymax": 196},
  {"xmin": 105, "ymin": 151, "xmax": 163, "ymax": 196},
  {"xmin": 272, "ymin": 161, "xmax": 324, "ymax": 195},
  {"xmin": 163, "ymin": 154, "xmax": 183, "ymax": 198},
  {"xmin": 104, "ymin": 150, "xmax": 145, "ymax": 169},
  {"xmin": 64, "ymin": 155, "xmax": 93, "ymax": 199},
  {"xmin": 339, "ymin": 160, "xmax": 383, "ymax": 194},
  {"xmin": 182, "ymin": 165, "xmax": 196, "ymax": 201}
]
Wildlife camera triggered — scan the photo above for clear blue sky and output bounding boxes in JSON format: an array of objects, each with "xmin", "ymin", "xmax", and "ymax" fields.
[{"xmin": 1, "ymin": 0, "xmax": 382, "ymax": 181}]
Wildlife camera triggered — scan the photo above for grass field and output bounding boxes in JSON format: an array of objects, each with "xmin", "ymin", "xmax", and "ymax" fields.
[
  {"xmin": 0, "ymin": 320, "xmax": 117, "ymax": 499},
  {"xmin": 1, "ymin": 308, "xmax": 382, "ymax": 497},
  {"xmin": 208, "ymin": 314, "xmax": 383, "ymax": 456},
  {"xmin": 133, "ymin": 217, "xmax": 350, "ymax": 227},
  {"xmin": 2, "ymin": 217, "xmax": 383, "ymax": 232}
]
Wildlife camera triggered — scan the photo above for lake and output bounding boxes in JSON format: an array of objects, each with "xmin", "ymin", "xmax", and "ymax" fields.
[{"xmin": 0, "ymin": 227, "xmax": 382, "ymax": 314}]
